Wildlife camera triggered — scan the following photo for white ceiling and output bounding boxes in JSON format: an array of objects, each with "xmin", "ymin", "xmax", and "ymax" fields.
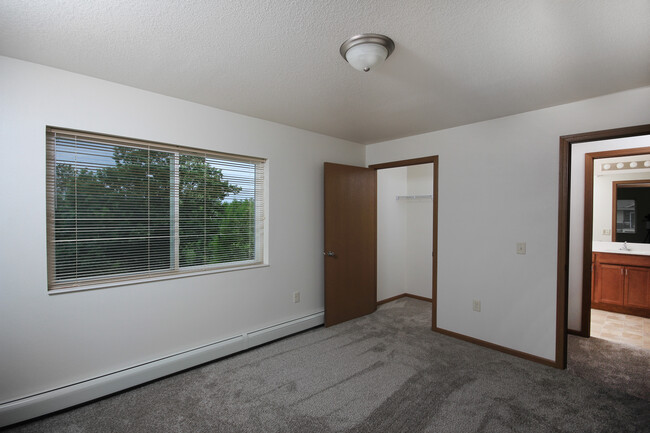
[{"xmin": 1, "ymin": 1, "xmax": 649, "ymax": 144}]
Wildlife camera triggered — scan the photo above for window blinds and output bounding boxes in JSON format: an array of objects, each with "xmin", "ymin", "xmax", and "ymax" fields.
[{"xmin": 46, "ymin": 127, "xmax": 265, "ymax": 290}]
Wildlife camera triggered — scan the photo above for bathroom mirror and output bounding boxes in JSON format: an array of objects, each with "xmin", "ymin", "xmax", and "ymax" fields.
[
  {"xmin": 592, "ymin": 154, "xmax": 650, "ymax": 244},
  {"xmin": 612, "ymin": 181, "xmax": 650, "ymax": 243}
]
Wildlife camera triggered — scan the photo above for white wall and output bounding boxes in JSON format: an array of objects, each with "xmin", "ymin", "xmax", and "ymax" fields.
[
  {"xmin": 0, "ymin": 56, "xmax": 364, "ymax": 404},
  {"xmin": 366, "ymin": 87, "xmax": 650, "ymax": 361},
  {"xmin": 405, "ymin": 164, "xmax": 434, "ymax": 298},
  {"xmin": 377, "ymin": 167, "xmax": 407, "ymax": 301},
  {"xmin": 569, "ymin": 136, "xmax": 650, "ymax": 330}
]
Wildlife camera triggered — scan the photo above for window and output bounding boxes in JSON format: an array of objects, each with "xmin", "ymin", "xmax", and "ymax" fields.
[
  {"xmin": 46, "ymin": 127, "xmax": 266, "ymax": 290},
  {"xmin": 616, "ymin": 199, "xmax": 636, "ymax": 234}
]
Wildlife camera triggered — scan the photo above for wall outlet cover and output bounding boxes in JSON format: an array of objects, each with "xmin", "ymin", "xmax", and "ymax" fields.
[
  {"xmin": 472, "ymin": 300, "xmax": 481, "ymax": 312},
  {"xmin": 516, "ymin": 242, "xmax": 526, "ymax": 255},
  {"xmin": 293, "ymin": 291, "xmax": 300, "ymax": 303}
]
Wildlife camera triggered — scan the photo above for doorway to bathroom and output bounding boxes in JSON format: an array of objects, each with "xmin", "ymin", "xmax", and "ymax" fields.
[
  {"xmin": 584, "ymin": 146, "xmax": 650, "ymax": 349},
  {"xmin": 557, "ymin": 123, "xmax": 650, "ymax": 367}
]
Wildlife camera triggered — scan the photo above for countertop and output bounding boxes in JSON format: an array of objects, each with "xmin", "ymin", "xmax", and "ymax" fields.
[{"xmin": 592, "ymin": 241, "xmax": 650, "ymax": 256}]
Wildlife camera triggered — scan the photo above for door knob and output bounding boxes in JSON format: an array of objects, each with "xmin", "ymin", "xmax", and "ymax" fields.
[{"xmin": 323, "ymin": 251, "xmax": 336, "ymax": 257}]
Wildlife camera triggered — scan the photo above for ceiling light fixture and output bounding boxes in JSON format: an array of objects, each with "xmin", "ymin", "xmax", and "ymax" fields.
[{"xmin": 340, "ymin": 33, "xmax": 395, "ymax": 72}]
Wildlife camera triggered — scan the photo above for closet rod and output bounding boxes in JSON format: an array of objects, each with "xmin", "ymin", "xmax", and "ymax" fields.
[{"xmin": 395, "ymin": 194, "xmax": 433, "ymax": 201}]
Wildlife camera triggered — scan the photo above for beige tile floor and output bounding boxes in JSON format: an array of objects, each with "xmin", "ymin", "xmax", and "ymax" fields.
[{"xmin": 590, "ymin": 308, "xmax": 650, "ymax": 350}]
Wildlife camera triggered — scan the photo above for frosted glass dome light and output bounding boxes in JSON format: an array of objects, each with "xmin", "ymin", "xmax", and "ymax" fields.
[
  {"xmin": 346, "ymin": 43, "xmax": 388, "ymax": 72},
  {"xmin": 340, "ymin": 34, "xmax": 395, "ymax": 72}
]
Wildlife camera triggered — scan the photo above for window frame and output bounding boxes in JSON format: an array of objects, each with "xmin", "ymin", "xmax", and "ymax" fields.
[{"xmin": 46, "ymin": 126, "xmax": 268, "ymax": 292}]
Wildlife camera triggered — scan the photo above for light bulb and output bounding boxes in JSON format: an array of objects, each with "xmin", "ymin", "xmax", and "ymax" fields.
[
  {"xmin": 645, "ymin": 161, "xmax": 650, "ymax": 167},
  {"xmin": 630, "ymin": 161, "xmax": 638, "ymax": 168},
  {"xmin": 616, "ymin": 162, "xmax": 624, "ymax": 169},
  {"xmin": 603, "ymin": 164, "xmax": 611, "ymax": 170}
]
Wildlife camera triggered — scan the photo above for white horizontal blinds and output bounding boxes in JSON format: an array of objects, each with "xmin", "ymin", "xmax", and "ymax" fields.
[
  {"xmin": 178, "ymin": 151, "xmax": 264, "ymax": 269},
  {"xmin": 47, "ymin": 130, "xmax": 174, "ymax": 287},
  {"xmin": 47, "ymin": 127, "xmax": 265, "ymax": 290}
]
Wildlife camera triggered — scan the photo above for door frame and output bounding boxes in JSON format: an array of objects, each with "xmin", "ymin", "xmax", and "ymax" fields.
[
  {"xmin": 557, "ymin": 123, "xmax": 650, "ymax": 368},
  {"xmin": 578, "ymin": 146, "xmax": 650, "ymax": 336},
  {"xmin": 369, "ymin": 156, "xmax": 439, "ymax": 329}
]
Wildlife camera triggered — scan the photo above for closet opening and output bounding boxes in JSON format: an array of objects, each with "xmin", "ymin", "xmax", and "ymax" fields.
[{"xmin": 370, "ymin": 156, "xmax": 438, "ymax": 329}]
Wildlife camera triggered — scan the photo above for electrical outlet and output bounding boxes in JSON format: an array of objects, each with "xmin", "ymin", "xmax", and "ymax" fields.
[
  {"xmin": 293, "ymin": 291, "xmax": 300, "ymax": 303},
  {"xmin": 602, "ymin": 229, "xmax": 611, "ymax": 235},
  {"xmin": 516, "ymin": 242, "xmax": 526, "ymax": 255},
  {"xmin": 472, "ymin": 300, "xmax": 481, "ymax": 312}
]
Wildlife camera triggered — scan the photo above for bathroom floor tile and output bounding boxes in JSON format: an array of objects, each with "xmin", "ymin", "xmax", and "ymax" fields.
[{"xmin": 590, "ymin": 309, "xmax": 650, "ymax": 350}]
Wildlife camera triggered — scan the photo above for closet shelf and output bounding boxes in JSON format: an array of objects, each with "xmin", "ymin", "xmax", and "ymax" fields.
[{"xmin": 395, "ymin": 194, "xmax": 433, "ymax": 201}]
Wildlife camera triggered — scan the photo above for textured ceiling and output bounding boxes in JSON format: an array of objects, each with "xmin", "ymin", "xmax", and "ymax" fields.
[{"xmin": 1, "ymin": 1, "xmax": 649, "ymax": 144}]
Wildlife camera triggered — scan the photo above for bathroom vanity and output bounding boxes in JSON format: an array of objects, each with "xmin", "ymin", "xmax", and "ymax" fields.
[{"xmin": 592, "ymin": 251, "xmax": 650, "ymax": 317}]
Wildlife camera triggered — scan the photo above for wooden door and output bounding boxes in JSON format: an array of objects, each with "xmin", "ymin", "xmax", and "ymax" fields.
[
  {"xmin": 324, "ymin": 162, "xmax": 377, "ymax": 327},
  {"xmin": 597, "ymin": 264, "xmax": 625, "ymax": 305},
  {"xmin": 625, "ymin": 266, "xmax": 650, "ymax": 309}
]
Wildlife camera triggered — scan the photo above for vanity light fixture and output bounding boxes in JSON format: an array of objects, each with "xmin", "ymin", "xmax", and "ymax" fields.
[
  {"xmin": 340, "ymin": 33, "xmax": 395, "ymax": 72},
  {"xmin": 601, "ymin": 160, "xmax": 650, "ymax": 172}
]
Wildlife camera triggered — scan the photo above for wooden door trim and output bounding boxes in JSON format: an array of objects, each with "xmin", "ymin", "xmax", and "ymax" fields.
[
  {"xmin": 369, "ymin": 156, "xmax": 439, "ymax": 330},
  {"xmin": 557, "ymin": 123, "xmax": 650, "ymax": 369},
  {"xmin": 581, "ymin": 145, "xmax": 650, "ymax": 336}
]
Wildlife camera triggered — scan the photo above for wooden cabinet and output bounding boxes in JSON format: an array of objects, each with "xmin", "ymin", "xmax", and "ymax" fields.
[
  {"xmin": 597, "ymin": 264, "xmax": 625, "ymax": 305},
  {"xmin": 592, "ymin": 252, "xmax": 650, "ymax": 317},
  {"xmin": 626, "ymin": 266, "xmax": 650, "ymax": 309}
]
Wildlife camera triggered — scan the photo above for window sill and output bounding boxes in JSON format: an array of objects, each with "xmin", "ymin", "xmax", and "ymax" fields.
[{"xmin": 48, "ymin": 263, "xmax": 270, "ymax": 295}]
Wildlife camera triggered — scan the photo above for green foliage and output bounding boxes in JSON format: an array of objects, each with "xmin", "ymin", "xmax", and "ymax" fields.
[
  {"xmin": 54, "ymin": 145, "xmax": 256, "ymax": 281},
  {"xmin": 178, "ymin": 155, "xmax": 246, "ymax": 267}
]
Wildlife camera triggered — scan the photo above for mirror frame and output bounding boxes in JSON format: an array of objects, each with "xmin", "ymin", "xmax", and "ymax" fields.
[{"xmin": 611, "ymin": 179, "xmax": 650, "ymax": 241}]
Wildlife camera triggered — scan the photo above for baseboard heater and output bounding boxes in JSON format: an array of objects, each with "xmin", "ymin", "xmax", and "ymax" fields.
[{"xmin": 0, "ymin": 311, "xmax": 324, "ymax": 428}]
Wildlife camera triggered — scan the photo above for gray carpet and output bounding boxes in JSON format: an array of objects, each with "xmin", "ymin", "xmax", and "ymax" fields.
[
  {"xmin": 5, "ymin": 298, "xmax": 650, "ymax": 432},
  {"xmin": 567, "ymin": 333, "xmax": 649, "ymax": 401}
]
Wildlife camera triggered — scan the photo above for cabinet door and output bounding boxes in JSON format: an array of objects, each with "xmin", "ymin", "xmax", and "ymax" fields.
[
  {"xmin": 597, "ymin": 264, "xmax": 625, "ymax": 305},
  {"xmin": 625, "ymin": 266, "xmax": 650, "ymax": 309}
]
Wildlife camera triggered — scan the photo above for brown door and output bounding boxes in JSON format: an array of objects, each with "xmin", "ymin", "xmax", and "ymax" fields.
[{"xmin": 324, "ymin": 162, "xmax": 377, "ymax": 327}]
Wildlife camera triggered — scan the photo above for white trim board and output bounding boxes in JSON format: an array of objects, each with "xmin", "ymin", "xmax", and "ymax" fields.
[{"xmin": 0, "ymin": 311, "xmax": 324, "ymax": 428}]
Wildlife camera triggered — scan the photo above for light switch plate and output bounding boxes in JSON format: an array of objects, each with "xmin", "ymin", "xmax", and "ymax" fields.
[{"xmin": 516, "ymin": 242, "xmax": 526, "ymax": 255}]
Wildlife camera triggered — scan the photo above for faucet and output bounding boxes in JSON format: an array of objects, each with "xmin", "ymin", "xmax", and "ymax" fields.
[{"xmin": 620, "ymin": 241, "xmax": 631, "ymax": 251}]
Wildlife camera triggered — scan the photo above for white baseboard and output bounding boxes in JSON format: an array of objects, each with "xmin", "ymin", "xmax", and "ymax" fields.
[{"xmin": 0, "ymin": 311, "xmax": 324, "ymax": 428}]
